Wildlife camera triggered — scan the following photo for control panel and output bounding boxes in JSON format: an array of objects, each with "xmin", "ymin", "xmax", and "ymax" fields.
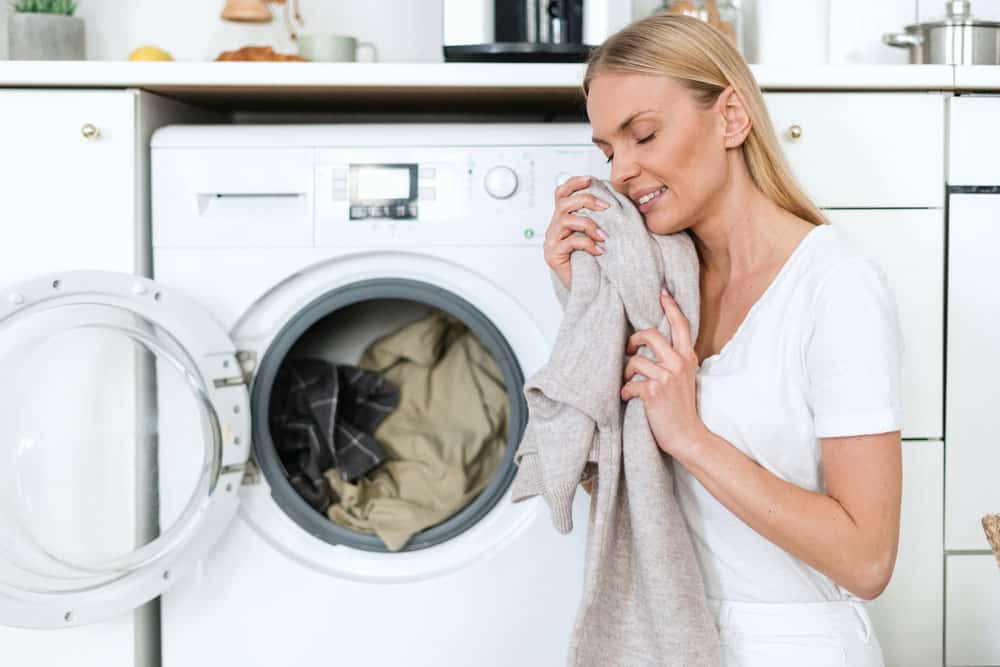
[{"xmin": 314, "ymin": 145, "xmax": 608, "ymax": 247}]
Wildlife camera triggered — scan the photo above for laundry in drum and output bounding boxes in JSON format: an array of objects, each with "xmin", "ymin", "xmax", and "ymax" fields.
[
  {"xmin": 321, "ymin": 310, "xmax": 510, "ymax": 552},
  {"xmin": 268, "ymin": 359, "xmax": 401, "ymax": 514}
]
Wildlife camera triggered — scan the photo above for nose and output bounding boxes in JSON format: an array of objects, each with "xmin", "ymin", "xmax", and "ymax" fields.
[{"xmin": 609, "ymin": 152, "xmax": 640, "ymax": 193}]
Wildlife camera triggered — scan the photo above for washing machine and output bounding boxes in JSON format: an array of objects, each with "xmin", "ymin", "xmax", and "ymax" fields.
[{"xmin": 0, "ymin": 122, "xmax": 611, "ymax": 665}]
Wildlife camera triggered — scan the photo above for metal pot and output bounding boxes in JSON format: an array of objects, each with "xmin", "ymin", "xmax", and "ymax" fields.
[{"xmin": 883, "ymin": 0, "xmax": 1000, "ymax": 65}]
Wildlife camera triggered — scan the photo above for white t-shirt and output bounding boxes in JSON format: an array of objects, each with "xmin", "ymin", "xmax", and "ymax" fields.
[{"xmin": 675, "ymin": 221, "xmax": 905, "ymax": 603}]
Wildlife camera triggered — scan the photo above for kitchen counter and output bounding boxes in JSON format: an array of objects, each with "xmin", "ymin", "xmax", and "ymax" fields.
[
  {"xmin": 0, "ymin": 62, "xmax": 962, "ymax": 110},
  {"xmin": 953, "ymin": 65, "xmax": 1000, "ymax": 90}
]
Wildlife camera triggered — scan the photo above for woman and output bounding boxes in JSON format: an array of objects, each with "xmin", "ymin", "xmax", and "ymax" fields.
[{"xmin": 543, "ymin": 14, "xmax": 902, "ymax": 666}]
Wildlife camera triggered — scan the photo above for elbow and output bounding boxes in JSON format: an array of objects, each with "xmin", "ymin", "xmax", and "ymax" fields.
[{"xmin": 851, "ymin": 551, "xmax": 896, "ymax": 601}]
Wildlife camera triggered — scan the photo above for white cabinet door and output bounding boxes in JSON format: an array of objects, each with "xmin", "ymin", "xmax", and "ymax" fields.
[
  {"xmin": 764, "ymin": 93, "xmax": 944, "ymax": 208},
  {"xmin": 867, "ymin": 441, "xmax": 943, "ymax": 667},
  {"xmin": 946, "ymin": 554, "xmax": 1000, "ymax": 666},
  {"xmin": 949, "ymin": 97, "xmax": 1000, "ymax": 185},
  {"xmin": 0, "ymin": 89, "xmax": 139, "ymax": 667},
  {"xmin": 0, "ymin": 90, "xmax": 138, "ymax": 282},
  {"xmin": 946, "ymin": 194, "xmax": 1000, "ymax": 551},
  {"xmin": 825, "ymin": 209, "xmax": 945, "ymax": 440}
]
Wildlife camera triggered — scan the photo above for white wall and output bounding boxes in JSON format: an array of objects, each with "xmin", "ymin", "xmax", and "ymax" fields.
[
  {"xmin": 6, "ymin": 0, "xmax": 997, "ymax": 64},
  {"xmin": 2, "ymin": 0, "xmax": 444, "ymax": 62}
]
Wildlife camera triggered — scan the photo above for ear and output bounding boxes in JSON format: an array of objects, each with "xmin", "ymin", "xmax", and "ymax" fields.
[{"xmin": 717, "ymin": 85, "xmax": 752, "ymax": 149}]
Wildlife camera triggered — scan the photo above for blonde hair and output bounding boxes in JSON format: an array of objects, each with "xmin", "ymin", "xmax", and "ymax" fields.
[{"xmin": 583, "ymin": 14, "xmax": 826, "ymax": 227}]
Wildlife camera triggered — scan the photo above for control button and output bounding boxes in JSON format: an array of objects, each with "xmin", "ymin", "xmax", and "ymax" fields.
[
  {"xmin": 350, "ymin": 206, "xmax": 368, "ymax": 218},
  {"xmin": 368, "ymin": 205, "xmax": 387, "ymax": 217},
  {"xmin": 419, "ymin": 187, "xmax": 436, "ymax": 201},
  {"xmin": 555, "ymin": 172, "xmax": 571, "ymax": 187},
  {"xmin": 484, "ymin": 166, "xmax": 518, "ymax": 199},
  {"xmin": 332, "ymin": 177, "xmax": 347, "ymax": 189},
  {"xmin": 419, "ymin": 167, "xmax": 436, "ymax": 179},
  {"xmin": 394, "ymin": 205, "xmax": 408, "ymax": 217},
  {"xmin": 524, "ymin": 228, "xmax": 536, "ymax": 239},
  {"xmin": 331, "ymin": 186, "xmax": 347, "ymax": 201},
  {"xmin": 408, "ymin": 203, "xmax": 418, "ymax": 217}
]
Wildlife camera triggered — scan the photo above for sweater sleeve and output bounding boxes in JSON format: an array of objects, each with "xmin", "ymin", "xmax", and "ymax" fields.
[{"xmin": 804, "ymin": 258, "xmax": 905, "ymax": 438}]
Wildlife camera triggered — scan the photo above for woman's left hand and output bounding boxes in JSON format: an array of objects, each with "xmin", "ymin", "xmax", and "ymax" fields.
[{"xmin": 620, "ymin": 288, "xmax": 706, "ymax": 461}]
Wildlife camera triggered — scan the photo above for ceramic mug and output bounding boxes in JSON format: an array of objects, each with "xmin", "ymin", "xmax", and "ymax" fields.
[{"xmin": 297, "ymin": 34, "xmax": 377, "ymax": 62}]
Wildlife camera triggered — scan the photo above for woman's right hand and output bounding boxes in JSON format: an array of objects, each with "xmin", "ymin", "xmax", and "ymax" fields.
[{"xmin": 543, "ymin": 175, "xmax": 610, "ymax": 290}]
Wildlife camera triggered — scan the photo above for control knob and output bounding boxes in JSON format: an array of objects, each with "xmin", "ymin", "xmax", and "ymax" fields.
[{"xmin": 484, "ymin": 166, "xmax": 518, "ymax": 200}]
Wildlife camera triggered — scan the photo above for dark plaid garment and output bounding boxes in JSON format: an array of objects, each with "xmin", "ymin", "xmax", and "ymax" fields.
[{"xmin": 269, "ymin": 358, "xmax": 400, "ymax": 513}]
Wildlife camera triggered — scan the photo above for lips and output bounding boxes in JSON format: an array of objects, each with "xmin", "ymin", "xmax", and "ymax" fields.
[{"xmin": 634, "ymin": 185, "xmax": 668, "ymax": 213}]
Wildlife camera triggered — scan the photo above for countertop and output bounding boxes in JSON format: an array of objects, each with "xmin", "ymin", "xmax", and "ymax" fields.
[{"xmin": 0, "ymin": 62, "xmax": 972, "ymax": 111}]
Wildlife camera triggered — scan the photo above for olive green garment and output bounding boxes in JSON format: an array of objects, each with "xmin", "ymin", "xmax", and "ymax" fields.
[{"xmin": 324, "ymin": 311, "xmax": 508, "ymax": 551}]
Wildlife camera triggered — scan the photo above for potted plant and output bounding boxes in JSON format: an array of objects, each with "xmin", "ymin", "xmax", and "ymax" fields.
[{"xmin": 8, "ymin": 0, "xmax": 84, "ymax": 60}]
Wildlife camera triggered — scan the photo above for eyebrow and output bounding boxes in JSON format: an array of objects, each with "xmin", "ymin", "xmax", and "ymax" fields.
[{"xmin": 591, "ymin": 109, "xmax": 658, "ymax": 146}]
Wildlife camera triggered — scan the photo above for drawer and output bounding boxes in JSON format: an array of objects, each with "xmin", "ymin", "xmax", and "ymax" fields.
[
  {"xmin": 152, "ymin": 147, "xmax": 315, "ymax": 248},
  {"xmin": 763, "ymin": 93, "xmax": 944, "ymax": 208},
  {"xmin": 946, "ymin": 554, "xmax": 1000, "ymax": 666},
  {"xmin": 867, "ymin": 441, "xmax": 943, "ymax": 667},
  {"xmin": 946, "ymin": 194, "xmax": 1000, "ymax": 550},
  {"xmin": 949, "ymin": 96, "xmax": 1000, "ymax": 185},
  {"xmin": 825, "ymin": 210, "xmax": 944, "ymax": 440}
]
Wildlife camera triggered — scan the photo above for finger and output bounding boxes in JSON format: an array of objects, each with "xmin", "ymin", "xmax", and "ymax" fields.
[
  {"xmin": 623, "ymin": 354, "xmax": 668, "ymax": 384},
  {"xmin": 556, "ymin": 216, "xmax": 607, "ymax": 243},
  {"xmin": 553, "ymin": 175, "xmax": 592, "ymax": 203},
  {"xmin": 626, "ymin": 327, "xmax": 673, "ymax": 362},
  {"xmin": 620, "ymin": 378, "xmax": 644, "ymax": 402},
  {"xmin": 661, "ymin": 288, "xmax": 693, "ymax": 351},
  {"xmin": 556, "ymin": 193, "xmax": 611, "ymax": 216},
  {"xmin": 555, "ymin": 234, "xmax": 604, "ymax": 257}
]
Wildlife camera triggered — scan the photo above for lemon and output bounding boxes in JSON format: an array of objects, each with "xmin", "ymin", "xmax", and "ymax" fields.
[{"xmin": 128, "ymin": 46, "xmax": 174, "ymax": 62}]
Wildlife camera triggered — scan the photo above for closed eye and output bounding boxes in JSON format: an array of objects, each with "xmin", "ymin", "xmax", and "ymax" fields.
[{"xmin": 604, "ymin": 133, "xmax": 657, "ymax": 164}]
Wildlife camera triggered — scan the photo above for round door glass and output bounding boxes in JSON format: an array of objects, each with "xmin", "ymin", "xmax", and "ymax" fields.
[{"xmin": 0, "ymin": 303, "xmax": 220, "ymax": 594}]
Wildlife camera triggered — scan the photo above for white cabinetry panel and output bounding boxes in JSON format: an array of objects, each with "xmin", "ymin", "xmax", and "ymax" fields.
[
  {"xmin": 868, "ymin": 441, "xmax": 943, "ymax": 667},
  {"xmin": 825, "ymin": 209, "xmax": 944, "ymax": 440},
  {"xmin": 946, "ymin": 194, "xmax": 1000, "ymax": 550},
  {"xmin": 764, "ymin": 93, "xmax": 944, "ymax": 208}
]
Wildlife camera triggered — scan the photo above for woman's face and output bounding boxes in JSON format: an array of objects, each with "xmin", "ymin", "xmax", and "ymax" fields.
[{"xmin": 587, "ymin": 72, "xmax": 730, "ymax": 235}]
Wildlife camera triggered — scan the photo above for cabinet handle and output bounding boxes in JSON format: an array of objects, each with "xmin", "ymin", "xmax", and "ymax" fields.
[
  {"xmin": 786, "ymin": 124, "xmax": 803, "ymax": 141},
  {"xmin": 81, "ymin": 123, "xmax": 101, "ymax": 140}
]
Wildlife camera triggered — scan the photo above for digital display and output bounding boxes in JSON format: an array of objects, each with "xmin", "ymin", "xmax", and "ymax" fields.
[{"xmin": 356, "ymin": 166, "xmax": 411, "ymax": 201}]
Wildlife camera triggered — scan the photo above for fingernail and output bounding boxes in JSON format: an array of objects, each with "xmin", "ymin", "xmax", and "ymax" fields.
[
  {"xmin": 661, "ymin": 287, "xmax": 668, "ymax": 296},
  {"xmin": 597, "ymin": 229, "xmax": 608, "ymax": 240}
]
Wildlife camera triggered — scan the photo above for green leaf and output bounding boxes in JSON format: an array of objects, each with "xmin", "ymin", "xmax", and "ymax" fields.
[{"xmin": 12, "ymin": 0, "xmax": 78, "ymax": 15}]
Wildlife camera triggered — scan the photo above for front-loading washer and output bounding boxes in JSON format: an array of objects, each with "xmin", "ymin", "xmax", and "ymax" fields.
[
  {"xmin": 0, "ymin": 122, "xmax": 610, "ymax": 666},
  {"xmin": 152, "ymin": 123, "xmax": 610, "ymax": 666}
]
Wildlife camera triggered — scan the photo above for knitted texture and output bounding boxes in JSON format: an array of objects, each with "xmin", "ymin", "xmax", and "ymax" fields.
[{"xmin": 511, "ymin": 178, "xmax": 721, "ymax": 666}]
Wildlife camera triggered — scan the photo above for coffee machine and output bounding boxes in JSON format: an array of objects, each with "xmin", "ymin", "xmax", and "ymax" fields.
[{"xmin": 443, "ymin": 0, "xmax": 629, "ymax": 62}]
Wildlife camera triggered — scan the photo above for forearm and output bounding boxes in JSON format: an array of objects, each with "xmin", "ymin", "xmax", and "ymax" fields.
[{"xmin": 675, "ymin": 428, "xmax": 886, "ymax": 599}]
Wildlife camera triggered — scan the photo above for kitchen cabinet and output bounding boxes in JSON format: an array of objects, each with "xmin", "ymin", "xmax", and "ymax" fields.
[
  {"xmin": 763, "ymin": 92, "xmax": 945, "ymax": 208},
  {"xmin": 0, "ymin": 89, "xmax": 139, "ymax": 667},
  {"xmin": 0, "ymin": 90, "xmax": 139, "ymax": 281},
  {"xmin": 946, "ymin": 554, "xmax": 1000, "ymax": 665},
  {"xmin": 825, "ymin": 209, "xmax": 944, "ymax": 441},
  {"xmin": 0, "ymin": 88, "xmax": 210, "ymax": 667},
  {"xmin": 867, "ymin": 441, "xmax": 944, "ymax": 667},
  {"xmin": 945, "ymin": 192, "xmax": 1000, "ymax": 551},
  {"xmin": 948, "ymin": 96, "xmax": 1000, "ymax": 185}
]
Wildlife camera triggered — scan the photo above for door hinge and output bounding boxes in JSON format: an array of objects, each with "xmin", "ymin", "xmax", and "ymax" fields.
[{"xmin": 241, "ymin": 457, "xmax": 261, "ymax": 486}]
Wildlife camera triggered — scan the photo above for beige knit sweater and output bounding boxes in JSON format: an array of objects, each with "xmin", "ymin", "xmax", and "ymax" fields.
[{"xmin": 511, "ymin": 178, "xmax": 721, "ymax": 666}]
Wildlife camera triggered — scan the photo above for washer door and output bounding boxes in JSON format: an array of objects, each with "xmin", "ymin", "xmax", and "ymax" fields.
[
  {"xmin": 230, "ymin": 250, "xmax": 551, "ymax": 582},
  {"xmin": 0, "ymin": 271, "xmax": 249, "ymax": 629}
]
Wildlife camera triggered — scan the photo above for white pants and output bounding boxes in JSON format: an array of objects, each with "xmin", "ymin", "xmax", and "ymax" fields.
[{"xmin": 707, "ymin": 597, "xmax": 885, "ymax": 666}]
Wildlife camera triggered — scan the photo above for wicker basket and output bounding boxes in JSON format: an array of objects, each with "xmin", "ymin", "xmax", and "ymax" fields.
[{"xmin": 983, "ymin": 514, "xmax": 1000, "ymax": 568}]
